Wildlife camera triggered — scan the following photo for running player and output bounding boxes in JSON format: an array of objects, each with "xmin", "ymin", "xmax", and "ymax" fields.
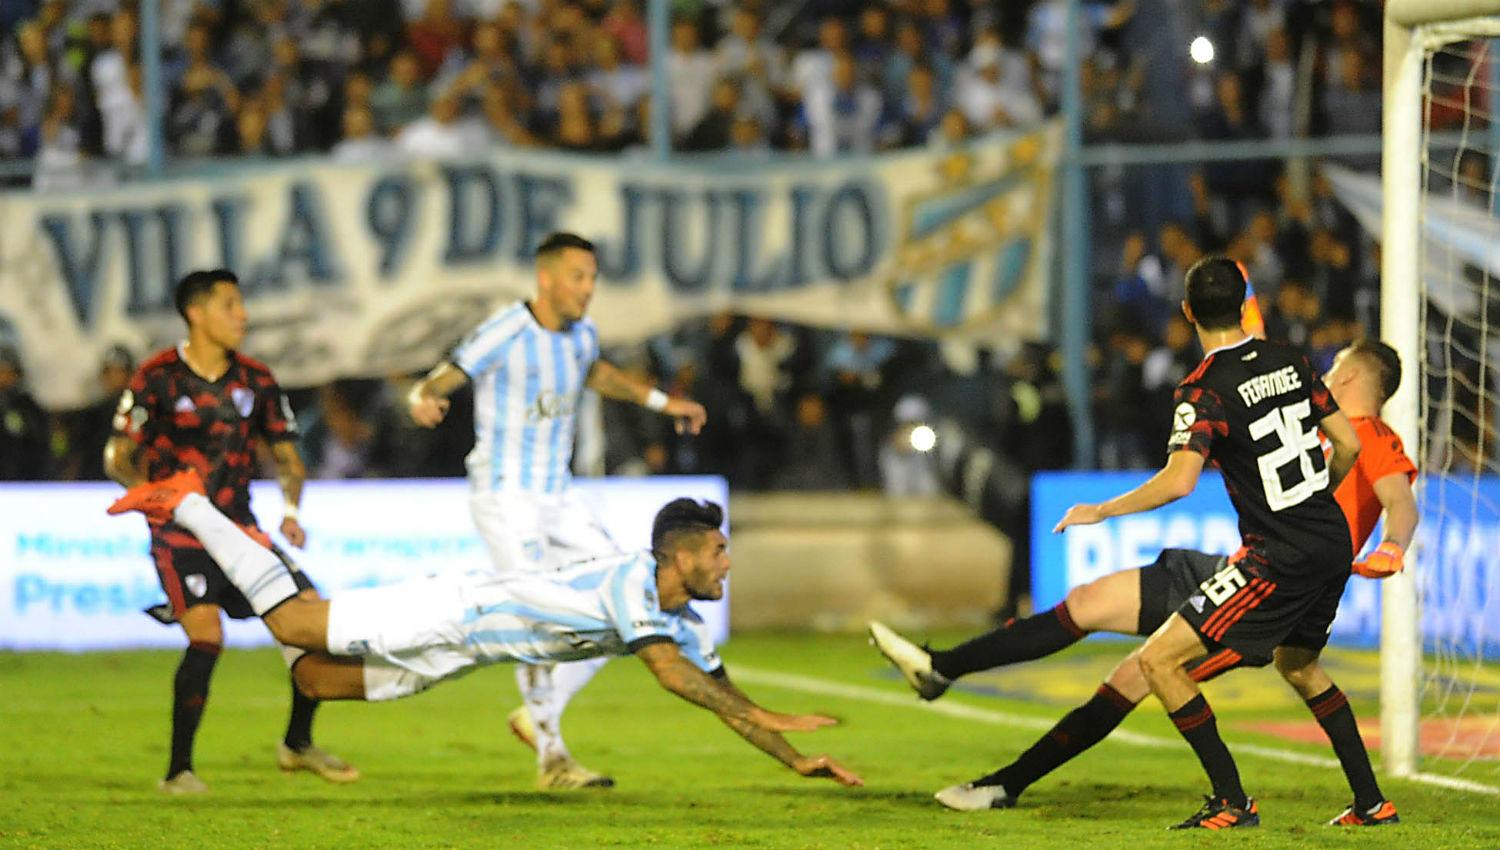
[
  {"xmin": 108, "ymin": 478, "xmax": 863, "ymax": 789},
  {"xmin": 103, "ymin": 269, "xmax": 356, "ymax": 793},
  {"xmin": 407, "ymin": 232, "xmax": 707, "ymax": 789},
  {"xmin": 871, "ymin": 339, "xmax": 1411, "ymax": 826}
]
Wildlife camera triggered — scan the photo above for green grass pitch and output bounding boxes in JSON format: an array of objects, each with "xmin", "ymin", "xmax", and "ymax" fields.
[{"xmin": 5, "ymin": 633, "xmax": 1500, "ymax": 849}]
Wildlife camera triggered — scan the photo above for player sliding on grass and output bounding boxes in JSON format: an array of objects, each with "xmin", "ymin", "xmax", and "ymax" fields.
[
  {"xmin": 109, "ymin": 478, "xmax": 862, "ymax": 789},
  {"xmin": 873, "ymin": 288, "xmax": 1410, "ymax": 828}
]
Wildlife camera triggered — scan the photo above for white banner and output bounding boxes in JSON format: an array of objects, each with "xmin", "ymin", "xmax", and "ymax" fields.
[
  {"xmin": 0, "ymin": 129, "xmax": 1057, "ymax": 410},
  {"xmin": 0, "ymin": 475, "xmax": 729, "ymax": 651}
]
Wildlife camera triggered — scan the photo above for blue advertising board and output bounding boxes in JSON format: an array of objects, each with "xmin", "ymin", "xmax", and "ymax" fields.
[
  {"xmin": 1033, "ymin": 472, "xmax": 1500, "ymax": 653},
  {"xmin": 0, "ymin": 476, "xmax": 728, "ymax": 651}
]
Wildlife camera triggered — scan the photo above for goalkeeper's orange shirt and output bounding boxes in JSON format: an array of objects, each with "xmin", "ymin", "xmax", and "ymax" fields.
[{"xmin": 1334, "ymin": 416, "xmax": 1417, "ymax": 554}]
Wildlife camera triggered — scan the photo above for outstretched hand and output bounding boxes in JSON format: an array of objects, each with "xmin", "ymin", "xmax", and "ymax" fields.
[
  {"xmin": 408, "ymin": 394, "xmax": 450, "ymax": 428},
  {"xmin": 664, "ymin": 397, "xmax": 707, "ymax": 435},
  {"xmin": 793, "ymin": 754, "xmax": 864, "ymax": 787},
  {"xmin": 1053, "ymin": 502, "xmax": 1105, "ymax": 533},
  {"xmin": 752, "ymin": 709, "xmax": 839, "ymax": 733}
]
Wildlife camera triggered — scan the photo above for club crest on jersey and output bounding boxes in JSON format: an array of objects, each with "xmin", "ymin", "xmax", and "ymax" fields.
[
  {"xmin": 185, "ymin": 574, "xmax": 208, "ymax": 598},
  {"xmin": 230, "ymin": 387, "xmax": 254, "ymax": 418},
  {"xmin": 884, "ymin": 134, "xmax": 1051, "ymax": 332},
  {"xmin": 174, "ymin": 396, "xmax": 196, "ymax": 413}
]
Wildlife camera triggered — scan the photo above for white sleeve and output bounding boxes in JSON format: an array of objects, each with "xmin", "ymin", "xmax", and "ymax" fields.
[
  {"xmin": 672, "ymin": 608, "xmax": 722, "ymax": 674},
  {"xmin": 452, "ymin": 305, "xmax": 526, "ymax": 377},
  {"xmin": 603, "ymin": 556, "xmax": 674, "ymax": 650}
]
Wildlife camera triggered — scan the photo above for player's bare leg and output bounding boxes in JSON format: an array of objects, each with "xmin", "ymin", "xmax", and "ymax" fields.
[
  {"xmin": 1274, "ymin": 646, "xmax": 1397, "ymax": 826},
  {"xmin": 291, "ymin": 655, "xmax": 369, "ymax": 700},
  {"xmin": 1140, "ymin": 615, "xmax": 1257, "ymax": 829}
]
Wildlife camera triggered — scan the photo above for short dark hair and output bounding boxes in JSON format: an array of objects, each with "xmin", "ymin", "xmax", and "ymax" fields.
[
  {"xmin": 1347, "ymin": 338, "xmax": 1402, "ymax": 402},
  {"xmin": 174, "ymin": 269, "xmax": 239, "ymax": 321},
  {"xmin": 535, "ymin": 232, "xmax": 595, "ymax": 261},
  {"xmin": 651, "ymin": 498, "xmax": 725, "ymax": 558},
  {"xmin": 1184, "ymin": 256, "xmax": 1245, "ymax": 330}
]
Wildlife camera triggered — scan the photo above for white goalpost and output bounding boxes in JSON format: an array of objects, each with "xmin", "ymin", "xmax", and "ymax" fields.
[{"xmin": 1384, "ymin": 0, "xmax": 1500, "ymax": 786}]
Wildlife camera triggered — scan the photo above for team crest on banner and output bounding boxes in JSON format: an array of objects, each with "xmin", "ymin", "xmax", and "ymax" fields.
[
  {"xmin": 230, "ymin": 387, "xmax": 254, "ymax": 418},
  {"xmin": 886, "ymin": 134, "xmax": 1052, "ymax": 332}
]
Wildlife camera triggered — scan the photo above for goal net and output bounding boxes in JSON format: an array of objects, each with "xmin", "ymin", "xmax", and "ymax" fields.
[{"xmin": 1385, "ymin": 0, "xmax": 1500, "ymax": 791}]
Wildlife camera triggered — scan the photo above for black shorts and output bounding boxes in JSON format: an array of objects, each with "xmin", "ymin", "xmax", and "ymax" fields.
[
  {"xmin": 1176, "ymin": 555, "xmax": 1351, "ymax": 668},
  {"xmin": 1137, "ymin": 548, "xmax": 1227, "ymax": 635},
  {"xmin": 151, "ymin": 531, "xmax": 314, "ymax": 620}
]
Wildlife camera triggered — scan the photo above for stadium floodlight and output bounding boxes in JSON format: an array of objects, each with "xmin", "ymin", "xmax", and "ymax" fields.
[
  {"xmin": 1189, "ymin": 36, "xmax": 1215, "ymax": 65},
  {"xmin": 909, "ymin": 425, "xmax": 937, "ymax": 453},
  {"xmin": 1383, "ymin": 0, "xmax": 1500, "ymax": 787}
]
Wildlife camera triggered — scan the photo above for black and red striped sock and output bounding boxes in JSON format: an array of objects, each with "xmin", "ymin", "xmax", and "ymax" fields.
[
  {"xmin": 167, "ymin": 641, "xmax": 220, "ymax": 779},
  {"xmin": 1168, "ymin": 693, "xmax": 1246, "ymax": 809},
  {"xmin": 1306, "ymin": 685, "xmax": 1384, "ymax": 811},
  {"xmin": 930, "ymin": 604, "xmax": 1087, "ymax": 679},
  {"xmin": 978, "ymin": 683, "xmax": 1138, "ymax": 794}
]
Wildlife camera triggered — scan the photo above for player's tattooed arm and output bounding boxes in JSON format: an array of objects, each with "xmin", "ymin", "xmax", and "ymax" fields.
[
  {"xmin": 587, "ymin": 360, "xmax": 708, "ymax": 433},
  {"xmin": 104, "ymin": 435, "xmax": 146, "ymax": 488},
  {"xmin": 408, "ymin": 362, "xmax": 470, "ymax": 428},
  {"xmin": 270, "ymin": 441, "xmax": 308, "ymax": 547},
  {"xmin": 716, "ymin": 670, "xmax": 863, "ymax": 785},
  {"xmin": 585, "ymin": 359, "xmax": 650, "ymax": 403},
  {"xmin": 636, "ymin": 643, "xmax": 835, "ymax": 733}
]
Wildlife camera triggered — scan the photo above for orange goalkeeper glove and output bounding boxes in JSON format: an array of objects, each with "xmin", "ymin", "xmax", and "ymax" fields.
[{"xmin": 1353, "ymin": 542, "xmax": 1405, "ymax": 578}]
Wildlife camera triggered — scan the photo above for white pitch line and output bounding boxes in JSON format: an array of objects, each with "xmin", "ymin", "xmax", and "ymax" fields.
[{"xmin": 732, "ymin": 665, "xmax": 1500, "ymax": 796}]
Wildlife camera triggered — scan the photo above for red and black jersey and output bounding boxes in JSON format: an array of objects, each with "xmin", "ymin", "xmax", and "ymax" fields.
[
  {"xmin": 112, "ymin": 346, "xmax": 296, "ymax": 528},
  {"xmin": 1167, "ymin": 337, "xmax": 1351, "ymax": 576}
]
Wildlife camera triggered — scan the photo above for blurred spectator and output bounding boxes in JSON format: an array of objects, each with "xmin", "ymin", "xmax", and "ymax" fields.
[
  {"xmin": 735, "ymin": 318, "xmax": 802, "ymax": 488},
  {"xmin": 885, "ymin": 63, "xmax": 944, "ymax": 148},
  {"xmin": 395, "ymin": 90, "xmax": 467, "ymax": 157},
  {"xmin": 0, "ymin": 345, "xmax": 50, "ymax": 480},
  {"xmin": 668, "ymin": 18, "xmax": 714, "ymax": 139},
  {"xmin": 602, "ymin": 0, "xmax": 648, "ymax": 66},
  {"xmin": 59, "ymin": 345, "xmax": 133, "ymax": 481},
  {"xmin": 956, "ymin": 32, "xmax": 1041, "ymax": 131},
  {"xmin": 804, "ymin": 53, "xmax": 881, "ymax": 155},
  {"xmin": 332, "ymin": 105, "xmax": 394, "ymax": 163},
  {"xmin": 825, "ymin": 331, "xmax": 895, "ymax": 489},
  {"xmin": 405, "ymin": 0, "xmax": 467, "ymax": 79},
  {"xmin": 681, "ymin": 77, "xmax": 739, "ymax": 152},
  {"xmin": 880, "ymin": 395, "xmax": 942, "ymax": 496},
  {"xmin": 370, "ymin": 50, "xmax": 428, "ymax": 134},
  {"xmin": 770, "ymin": 394, "xmax": 849, "ymax": 490}
]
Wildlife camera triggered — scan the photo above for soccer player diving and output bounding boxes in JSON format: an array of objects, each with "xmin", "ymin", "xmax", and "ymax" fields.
[{"xmin": 108, "ymin": 474, "xmax": 862, "ymax": 789}]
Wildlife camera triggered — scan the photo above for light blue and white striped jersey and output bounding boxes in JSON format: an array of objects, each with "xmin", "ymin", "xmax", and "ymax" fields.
[
  {"xmin": 452, "ymin": 301, "xmax": 600, "ymax": 493},
  {"xmin": 459, "ymin": 551, "xmax": 721, "ymax": 670}
]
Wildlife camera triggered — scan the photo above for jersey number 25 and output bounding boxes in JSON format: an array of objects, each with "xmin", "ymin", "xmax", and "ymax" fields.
[{"xmin": 1248, "ymin": 399, "xmax": 1329, "ymax": 512}]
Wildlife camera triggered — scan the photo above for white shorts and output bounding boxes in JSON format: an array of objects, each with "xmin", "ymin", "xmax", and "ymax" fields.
[
  {"xmin": 469, "ymin": 488, "xmax": 619, "ymax": 574},
  {"xmin": 327, "ymin": 574, "xmax": 485, "ymax": 699}
]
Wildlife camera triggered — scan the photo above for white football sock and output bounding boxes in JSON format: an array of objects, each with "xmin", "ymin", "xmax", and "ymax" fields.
[
  {"xmin": 517, "ymin": 663, "xmax": 569, "ymax": 765},
  {"xmin": 173, "ymin": 492, "xmax": 300, "ymax": 615}
]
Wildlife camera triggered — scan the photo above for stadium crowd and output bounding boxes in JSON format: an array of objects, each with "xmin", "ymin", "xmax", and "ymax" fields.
[{"xmin": 5, "ymin": 0, "xmax": 1479, "ymax": 491}]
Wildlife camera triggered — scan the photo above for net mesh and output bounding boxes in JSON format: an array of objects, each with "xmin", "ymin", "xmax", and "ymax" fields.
[{"xmin": 1416, "ymin": 33, "xmax": 1500, "ymax": 781}]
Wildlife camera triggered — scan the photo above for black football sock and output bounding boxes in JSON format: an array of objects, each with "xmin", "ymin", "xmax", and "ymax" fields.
[
  {"xmin": 283, "ymin": 677, "xmax": 319, "ymax": 752},
  {"xmin": 929, "ymin": 603, "xmax": 1087, "ymax": 679},
  {"xmin": 167, "ymin": 641, "xmax": 220, "ymax": 779},
  {"xmin": 1168, "ymin": 693, "xmax": 1247, "ymax": 809},
  {"xmin": 976, "ymin": 683, "xmax": 1138, "ymax": 794},
  {"xmin": 1306, "ymin": 686, "xmax": 1384, "ymax": 810}
]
